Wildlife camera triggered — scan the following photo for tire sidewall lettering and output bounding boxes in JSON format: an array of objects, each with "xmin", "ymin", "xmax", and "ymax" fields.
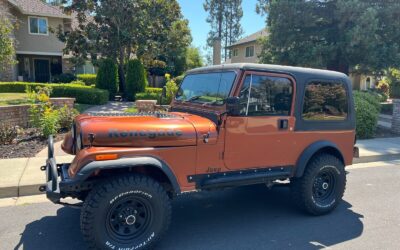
[{"xmin": 109, "ymin": 190, "xmax": 153, "ymax": 205}]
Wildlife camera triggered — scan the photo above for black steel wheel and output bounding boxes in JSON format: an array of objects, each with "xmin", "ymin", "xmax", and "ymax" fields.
[
  {"xmin": 106, "ymin": 196, "xmax": 152, "ymax": 242},
  {"xmin": 291, "ymin": 154, "xmax": 346, "ymax": 215},
  {"xmin": 312, "ymin": 170, "xmax": 336, "ymax": 203},
  {"xmin": 81, "ymin": 175, "xmax": 171, "ymax": 250}
]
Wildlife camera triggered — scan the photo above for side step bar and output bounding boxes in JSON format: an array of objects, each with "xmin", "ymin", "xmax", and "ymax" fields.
[{"xmin": 188, "ymin": 166, "xmax": 293, "ymax": 190}]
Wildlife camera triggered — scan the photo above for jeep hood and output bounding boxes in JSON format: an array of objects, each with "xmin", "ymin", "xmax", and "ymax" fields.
[{"xmin": 66, "ymin": 112, "xmax": 217, "ymax": 151}]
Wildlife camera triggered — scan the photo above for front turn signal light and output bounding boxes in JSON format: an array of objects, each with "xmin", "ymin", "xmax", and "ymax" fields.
[{"xmin": 95, "ymin": 154, "xmax": 118, "ymax": 161}]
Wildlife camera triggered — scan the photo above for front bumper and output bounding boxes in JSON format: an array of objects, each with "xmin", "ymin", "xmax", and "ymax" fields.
[{"xmin": 41, "ymin": 136, "xmax": 72, "ymax": 203}]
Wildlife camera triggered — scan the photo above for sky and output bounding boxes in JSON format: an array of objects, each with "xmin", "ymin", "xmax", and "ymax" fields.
[{"xmin": 178, "ymin": 0, "xmax": 266, "ymax": 51}]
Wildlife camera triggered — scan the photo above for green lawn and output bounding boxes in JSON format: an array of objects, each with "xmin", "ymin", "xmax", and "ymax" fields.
[
  {"xmin": 125, "ymin": 107, "xmax": 138, "ymax": 113},
  {"xmin": 0, "ymin": 93, "xmax": 33, "ymax": 106}
]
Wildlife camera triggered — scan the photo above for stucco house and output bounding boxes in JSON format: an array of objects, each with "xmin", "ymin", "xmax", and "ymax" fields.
[
  {"xmin": 226, "ymin": 28, "xmax": 267, "ymax": 64},
  {"xmin": 226, "ymin": 28, "xmax": 377, "ymax": 91},
  {"xmin": 0, "ymin": 0, "xmax": 94, "ymax": 82}
]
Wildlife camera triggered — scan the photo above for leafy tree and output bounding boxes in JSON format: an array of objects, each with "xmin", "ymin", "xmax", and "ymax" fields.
[
  {"xmin": 0, "ymin": 5, "xmax": 16, "ymax": 71},
  {"xmin": 186, "ymin": 47, "xmax": 204, "ymax": 70},
  {"xmin": 96, "ymin": 58, "xmax": 118, "ymax": 100},
  {"xmin": 204, "ymin": 0, "xmax": 243, "ymax": 62},
  {"xmin": 59, "ymin": 0, "xmax": 190, "ymax": 94},
  {"xmin": 126, "ymin": 59, "xmax": 147, "ymax": 101},
  {"xmin": 257, "ymin": 0, "xmax": 400, "ymax": 75}
]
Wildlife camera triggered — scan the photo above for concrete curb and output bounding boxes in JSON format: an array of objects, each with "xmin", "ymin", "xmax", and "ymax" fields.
[{"xmin": 0, "ymin": 156, "xmax": 74, "ymax": 199}]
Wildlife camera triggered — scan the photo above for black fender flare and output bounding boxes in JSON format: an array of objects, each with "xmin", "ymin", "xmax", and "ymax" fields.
[
  {"xmin": 294, "ymin": 140, "xmax": 344, "ymax": 178},
  {"xmin": 72, "ymin": 157, "xmax": 181, "ymax": 193}
]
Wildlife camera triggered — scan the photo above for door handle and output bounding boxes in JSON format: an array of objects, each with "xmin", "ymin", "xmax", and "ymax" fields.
[{"xmin": 278, "ymin": 119, "xmax": 289, "ymax": 130}]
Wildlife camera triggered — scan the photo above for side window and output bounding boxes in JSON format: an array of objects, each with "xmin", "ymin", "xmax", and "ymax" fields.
[
  {"xmin": 245, "ymin": 46, "xmax": 254, "ymax": 57},
  {"xmin": 302, "ymin": 82, "xmax": 348, "ymax": 121},
  {"xmin": 239, "ymin": 74, "xmax": 293, "ymax": 116}
]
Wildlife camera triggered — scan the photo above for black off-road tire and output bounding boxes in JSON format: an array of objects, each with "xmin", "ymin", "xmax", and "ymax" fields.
[
  {"xmin": 80, "ymin": 174, "xmax": 171, "ymax": 250},
  {"xmin": 291, "ymin": 154, "xmax": 346, "ymax": 215}
]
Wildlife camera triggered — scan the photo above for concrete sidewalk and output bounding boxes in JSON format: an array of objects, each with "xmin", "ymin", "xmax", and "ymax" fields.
[{"xmin": 0, "ymin": 137, "xmax": 399, "ymax": 199}]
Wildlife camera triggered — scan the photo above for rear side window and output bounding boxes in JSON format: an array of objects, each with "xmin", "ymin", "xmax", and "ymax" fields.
[{"xmin": 302, "ymin": 82, "xmax": 348, "ymax": 121}]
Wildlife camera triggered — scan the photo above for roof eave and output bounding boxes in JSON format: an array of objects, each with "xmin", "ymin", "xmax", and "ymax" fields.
[{"xmin": 7, "ymin": 0, "xmax": 71, "ymax": 19}]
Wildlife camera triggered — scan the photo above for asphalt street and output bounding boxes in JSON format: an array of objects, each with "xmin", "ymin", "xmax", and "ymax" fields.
[{"xmin": 1, "ymin": 164, "xmax": 399, "ymax": 250}]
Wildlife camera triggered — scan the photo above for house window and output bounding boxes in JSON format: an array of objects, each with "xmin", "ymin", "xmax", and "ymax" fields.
[
  {"xmin": 29, "ymin": 17, "xmax": 48, "ymax": 35},
  {"xmin": 233, "ymin": 49, "xmax": 239, "ymax": 57},
  {"xmin": 245, "ymin": 46, "xmax": 254, "ymax": 57}
]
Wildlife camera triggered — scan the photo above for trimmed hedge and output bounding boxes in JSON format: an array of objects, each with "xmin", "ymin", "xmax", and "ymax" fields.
[
  {"xmin": 0, "ymin": 82, "xmax": 108, "ymax": 105},
  {"xmin": 77, "ymin": 74, "xmax": 97, "ymax": 86},
  {"xmin": 134, "ymin": 88, "xmax": 163, "ymax": 103}
]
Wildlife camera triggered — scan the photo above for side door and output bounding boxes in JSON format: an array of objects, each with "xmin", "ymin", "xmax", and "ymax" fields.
[{"xmin": 224, "ymin": 71, "xmax": 296, "ymax": 170}]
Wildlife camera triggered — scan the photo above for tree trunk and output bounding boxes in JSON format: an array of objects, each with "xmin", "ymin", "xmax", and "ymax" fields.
[{"xmin": 118, "ymin": 49, "xmax": 126, "ymax": 98}]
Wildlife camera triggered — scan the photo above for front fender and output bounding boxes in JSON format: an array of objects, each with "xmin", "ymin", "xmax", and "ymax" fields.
[{"xmin": 73, "ymin": 157, "xmax": 181, "ymax": 193}]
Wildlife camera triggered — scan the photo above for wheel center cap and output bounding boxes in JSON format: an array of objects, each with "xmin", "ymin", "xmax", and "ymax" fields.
[
  {"xmin": 125, "ymin": 215, "xmax": 136, "ymax": 225},
  {"xmin": 322, "ymin": 182, "xmax": 329, "ymax": 190}
]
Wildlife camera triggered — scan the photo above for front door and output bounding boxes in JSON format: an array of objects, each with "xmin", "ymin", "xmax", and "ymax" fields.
[
  {"xmin": 224, "ymin": 71, "xmax": 296, "ymax": 170},
  {"xmin": 34, "ymin": 59, "xmax": 50, "ymax": 82}
]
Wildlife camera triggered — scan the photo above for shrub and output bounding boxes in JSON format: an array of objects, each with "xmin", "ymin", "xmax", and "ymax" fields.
[
  {"xmin": 40, "ymin": 107, "xmax": 60, "ymax": 138},
  {"xmin": 354, "ymin": 92, "xmax": 379, "ymax": 139},
  {"xmin": 52, "ymin": 73, "xmax": 76, "ymax": 83},
  {"xmin": 126, "ymin": 59, "xmax": 147, "ymax": 101},
  {"xmin": 77, "ymin": 74, "xmax": 97, "ymax": 86},
  {"xmin": 0, "ymin": 125, "xmax": 18, "ymax": 145},
  {"xmin": 353, "ymin": 91, "xmax": 381, "ymax": 112},
  {"xmin": 386, "ymin": 68, "xmax": 400, "ymax": 99},
  {"xmin": 96, "ymin": 58, "xmax": 118, "ymax": 99},
  {"xmin": 172, "ymin": 75, "xmax": 185, "ymax": 86},
  {"xmin": 0, "ymin": 82, "xmax": 109, "ymax": 105},
  {"xmin": 58, "ymin": 105, "xmax": 79, "ymax": 130},
  {"xmin": 377, "ymin": 79, "xmax": 390, "ymax": 97},
  {"xmin": 164, "ymin": 73, "xmax": 179, "ymax": 104}
]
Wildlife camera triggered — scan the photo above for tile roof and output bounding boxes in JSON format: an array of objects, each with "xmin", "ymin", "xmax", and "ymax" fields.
[
  {"xmin": 228, "ymin": 28, "xmax": 268, "ymax": 48},
  {"xmin": 8, "ymin": 0, "xmax": 70, "ymax": 18}
]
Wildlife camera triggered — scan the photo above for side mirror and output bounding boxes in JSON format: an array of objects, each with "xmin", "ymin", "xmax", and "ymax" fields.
[{"xmin": 226, "ymin": 97, "xmax": 241, "ymax": 116}]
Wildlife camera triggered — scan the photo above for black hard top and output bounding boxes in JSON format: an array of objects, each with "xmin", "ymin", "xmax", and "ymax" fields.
[
  {"xmin": 186, "ymin": 63, "xmax": 355, "ymax": 132},
  {"xmin": 187, "ymin": 63, "xmax": 348, "ymax": 80}
]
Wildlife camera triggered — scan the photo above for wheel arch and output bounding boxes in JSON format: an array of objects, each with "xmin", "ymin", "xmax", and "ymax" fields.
[
  {"xmin": 294, "ymin": 141, "xmax": 344, "ymax": 178},
  {"xmin": 74, "ymin": 157, "xmax": 181, "ymax": 194}
]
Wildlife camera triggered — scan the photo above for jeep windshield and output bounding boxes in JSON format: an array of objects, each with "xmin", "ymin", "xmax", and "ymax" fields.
[{"xmin": 175, "ymin": 71, "xmax": 236, "ymax": 105}]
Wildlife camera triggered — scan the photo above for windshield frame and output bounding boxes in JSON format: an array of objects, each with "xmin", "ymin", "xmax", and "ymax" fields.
[{"xmin": 174, "ymin": 70, "xmax": 238, "ymax": 106}]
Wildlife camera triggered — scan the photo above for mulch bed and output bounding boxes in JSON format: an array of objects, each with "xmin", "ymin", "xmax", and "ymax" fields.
[{"xmin": 0, "ymin": 129, "xmax": 66, "ymax": 159}]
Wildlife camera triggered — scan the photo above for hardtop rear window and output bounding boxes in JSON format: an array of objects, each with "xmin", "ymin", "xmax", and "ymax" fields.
[{"xmin": 302, "ymin": 81, "xmax": 348, "ymax": 121}]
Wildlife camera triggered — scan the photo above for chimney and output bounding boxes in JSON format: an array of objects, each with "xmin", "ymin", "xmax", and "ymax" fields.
[{"xmin": 212, "ymin": 38, "xmax": 221, "ymax": 65}]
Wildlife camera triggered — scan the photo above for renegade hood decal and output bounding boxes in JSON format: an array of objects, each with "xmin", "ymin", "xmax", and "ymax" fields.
[{"xmin": 72, "ymin": 112, "xmax": 209, "ymax": 148}]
